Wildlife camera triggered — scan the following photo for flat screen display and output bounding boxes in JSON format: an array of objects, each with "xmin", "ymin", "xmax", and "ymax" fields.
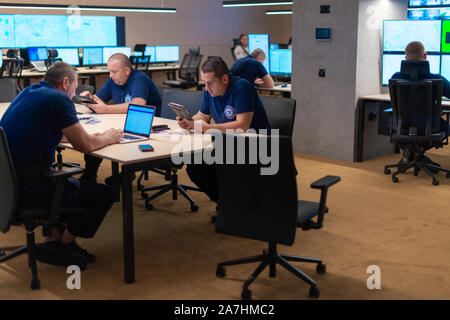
[
  {"xmin": 155, "ymin": 45, "xmax": 179, "ymax": 63},
  {"xmin": 440, "ymin": 54, "xmax": 450, "ymax": 79},
  {"xmin": 382, "ymin": 53, "xmax": 441, "ymax": 85},
  {"xmin": 28, "ymin": 47, "xmax": 48, "ymax": 61},
  {"xmin": 102, "ymin": 46, "xmax": 132, "ymax": 64},
  {"xmin": 15, "ymin": 15, "xmax": 68, "ymax": 47},
  {"xmin": 68, "ymin": 16, "xmax": 117, "ymax": 47},
  {"xmin": 53, "ymin": 47, "xmax": 79, "ymax": 66},
  {"xmin": 144, "ymin": 46, "xmax": 156, "ymax": 63},
  {"xmin": 82, "ymin": 47, "xmax": 103, "ymax": 66},
  {"xmin": 269, "ymin": 49, "xmax": 292, "ymax": 76},
  {"xmin": 0, "ymin": 15, "xmax": 15, "ymax": 48},
  {"xmin": 248, "ymin": 34, "xmax": 270, "ymax": 72},
  {"xmin": 383, "ymin": 20, "xmax": 441, "ymax": 52}
]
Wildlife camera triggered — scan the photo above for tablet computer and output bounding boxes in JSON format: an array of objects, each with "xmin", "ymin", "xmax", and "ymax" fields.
[{"xmin": 168, "ymin": 102, "xmax": 193, "ymax": 120}]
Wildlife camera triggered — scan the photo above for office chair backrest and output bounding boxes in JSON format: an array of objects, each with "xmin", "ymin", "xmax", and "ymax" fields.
[
  {"xmin": 133, "ymin": 44, "xmax": 146, "ymax": 54},
  {"xmin": 0, "ymin": 79, "xmax": 17, "ymax": 102},
  {"xmin": 215, "ymin": 133, "xmax": 298, "ymax": 246},
  {"xmin": 2, "ymin": 58, "xmax": 24, "ymax": 79},
  {"xmin": 389, "ymin": 78, "xmax": 443, "ymax": 137},
  {"xmin": 0, "ymin": 127, "xmax": 18, "ymax": 233},
  {"xmin": 179, "ymin": 50, "xmax": 203, "ymax": 82},
  {"xmin": 400, "ymin": 60, "xmax": 430, "ymax": 80},
  {"xmin": 259, "ymin": 96, "xmax": 296, "ymax": 137},
  {"xmin": 160, "ymin": 88, "xmax": 202, "ymax": 119},
  {"xmin": 48, "ymin": 49, "xmax": 58, "ymax": 59}
]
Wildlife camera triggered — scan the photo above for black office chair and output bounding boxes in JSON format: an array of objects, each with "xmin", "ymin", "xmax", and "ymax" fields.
[
  {"xmin": 133, "ymin": 44, "xmax": 147, "ymax": 55},
  {"xmin": 164, "ymin": 47, "xmax": 203, "ymax": 90},
  {"xmin": 260, "ymin": 95, "xmax": 296, "ymax": 138},
  {"xmin": 231, "ymin": 38, "xmax": 238, "ymax": 61},
  {"xmin": 130, "ymin": 55, "xmax": 151, "ymax": 74},
  {"xmin": 1, "ymin": 57, "xmax": 24, "ymax": 92},
  {"xmin": 44, "ymin": 49, "xmax": 62, "ymax": 69},
  {"xmin": 138, "ymin": 89, "xmax": 203, "ymax": 212},
  {"xmin": 384, "ymin": 61, "xmax": 450, "ymax": 185},
  {"xmin": 0, "ymin": 78, "xmax": 17, "ymax": 102},
  {"xmin": 214, "ymin": 133, "xmax": 340, "ymax": 299},
  {"xmin": 0, "ymin": 127, "xmax": 87, "ymax": 290}
]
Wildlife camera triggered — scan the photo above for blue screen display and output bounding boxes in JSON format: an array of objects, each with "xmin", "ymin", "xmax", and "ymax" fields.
[
  {"xmin": 248, "ymin": 34, "xmax": 270, "ymax": 72},
  {"xmin": 68, "ymin": 16, "xmax": 116, "ymax": 47},
  {"xmin": 54, "ymin": 47, "xmax": 79, "ymax": 66},
  {"xmin": 0, "ymin": 15, "xmax": 15, "ymax": 48},
  {"xmin": 82, "ymin": 47, "xmax": 103, "ymax": 66},
  {"xmin": 155, "ymin": 46, "xmax": 179, "ymax": 63},
  {"xmin": 15, "ymin": 15, "xmax": 68, "ymax": 47},
  {"xmin": 383, "ymin": 20, "xmax": 441, "ymax": 52},
  {"xmin": 144, "ymin": 46, "xmax": 156, "ymax": 63},
  {"xmin": 124, "ymin": 105, "xmax": 155, "ymax": 136},
  {"xmin": 269, "ymin": 49, "xmax": 292, "ymax": 76},
  {"xmin": 409, "ymin": 0, "xmax": 450, "ymax": 6},
  {"xmin": 28, "ymin": 47, "xmax": 48, "ymax": 61},
  {"xmin": 102, "ymin": 46, "xmax": 132, "ymax": 64}
]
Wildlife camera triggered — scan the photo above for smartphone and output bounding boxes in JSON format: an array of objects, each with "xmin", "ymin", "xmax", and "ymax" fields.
[{"xmin": 138, "ymin": 144, "xmax": 154, "ymax": 152}]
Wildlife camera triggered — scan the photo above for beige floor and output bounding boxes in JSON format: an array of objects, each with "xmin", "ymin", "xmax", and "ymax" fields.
[{"xmin": 1, "ymin": 147, "xmax": 450, "ymax": 300}]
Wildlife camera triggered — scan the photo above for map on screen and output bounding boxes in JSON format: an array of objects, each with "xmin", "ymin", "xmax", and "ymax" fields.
[
  {"xmin": 249, "ymin": 34, "xmax": 270, "ymax": 72},
  {"xmin": 69, "ymin": 16, "xmax": 116, "ymax": 47},
  {"xmin": 15, "ymin": 15, "xmax": 69, "ymax": 47},
  {"xmin": 382, "ymin": 53, "xmax": 441, "ymax": 85},
  {"xmin": 383, "ymin": 20, "xmax": 441, "ymax": 52},
  {"xmin": 102, "ymin": 47, "xmax": 131, "ymax": 64},
  {"xmin": 0, "ymin": 15, "xmax": 15, "ymax": 48},
  {"xmin": 144, "ymin": 46, "xmax": 156, "ymax": 63}
]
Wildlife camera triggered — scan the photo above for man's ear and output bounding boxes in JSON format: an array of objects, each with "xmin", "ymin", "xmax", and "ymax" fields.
[{"xmin": 62, "ymin": 77, "xmax": 69, "ymax": 90}]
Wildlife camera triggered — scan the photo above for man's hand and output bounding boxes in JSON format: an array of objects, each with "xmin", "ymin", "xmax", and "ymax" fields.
[
  {"xmin": 177, "ymin": 116, "xmax": 194, "ymax": 130},
  {"xmin": 79, "ymin": 91, "xmax": 94, "ymax": 98},
  {"xmin": 254, "ymin": 78, "xmax": 264, "ymax": 86},
  {"xmin": 88, "ymin": 95, "xmax": 109, "ymax": 114},
  {"xmin": 102, "ymin": 128, "xmax": 123, "ymax": 145}
]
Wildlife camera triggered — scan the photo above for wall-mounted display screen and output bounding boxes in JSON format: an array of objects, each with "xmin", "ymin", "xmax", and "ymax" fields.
[
  {"xmin": 102, "ymin": 46, "xmax": 132, "ymax": 64},
  {"xmin": 383, "ymin": 20, "xmax": 441, "ymax": 52}
]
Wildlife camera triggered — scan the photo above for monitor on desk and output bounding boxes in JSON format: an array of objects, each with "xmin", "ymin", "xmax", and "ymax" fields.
[
  {"xmin": 53, "ymin": 47, "xmax": 79, "ymax": 66},
  {"xmin": 155, "ymin": 45, "xmax": 179, "ymax": 63},
  {"xmin": 144, "ymin": 46, "xmax": 156, "ymax": 63},
  {"xmin": 102, "ymin": 46, "xmax": 132, "ymax": 65},
  {"xmin": 249, "ymin": 34, "xmax": 270, "ymax": 73},
  {"xmin": 28, "ymin": 47, "xmax": 48, "ymax": 61},
  {"xmin": 382, "ymin": 53, "xmax": 441, "ymax": 85},
  {"xmin": 82, "ymin": 47, "xmax": 103, "ymax": 67},
  {"xmin": 269, "ymin": 49, "xmax": 292, "ymax": 76},
  {"xmin": 0, "ymin": 54, "xmax": 2, "ymax": 68}
]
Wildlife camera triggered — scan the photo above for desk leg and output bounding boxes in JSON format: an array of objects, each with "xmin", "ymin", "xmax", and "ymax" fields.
[
  {"xmin": 111, "ymin": 161, "xmax": 120, "ymax": 202},
  {"xmin": 121, "ymin": 165, "xmax": 135, "ymax": 284}
]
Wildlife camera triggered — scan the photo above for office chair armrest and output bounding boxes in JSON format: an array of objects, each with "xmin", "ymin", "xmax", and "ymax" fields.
[
  {"xmin": 308, "ymin": 175, "xmax": 341, "ymax": 229},
  {"xmin": 44, "ymin": 167, "xmax": 84, "ymax": 180}
]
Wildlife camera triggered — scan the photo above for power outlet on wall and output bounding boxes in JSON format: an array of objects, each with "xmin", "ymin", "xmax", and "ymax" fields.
[
  {"xmin": 320, "ymin": 5, "xmax": 330, "ymax": 14},
  {"xmin": 319, "ymin": 69, "xmax": 326, "ymax": 77}
]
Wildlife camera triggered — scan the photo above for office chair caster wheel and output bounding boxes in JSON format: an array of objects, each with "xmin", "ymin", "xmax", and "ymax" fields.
[
  {"xmin": 145, "ymin": 202, "xmax": 154, "ymax": 210},
  {"xmin": 30, "ymin": 278, "xmax": 41, "ymax": 290},
  {"xmin": 309, "ymin": 286, "xmax": 320, "ymax": 298},
  {"xmin": 316, "ymin": 263, "xmax": 326, "ymax": 274},
  {"xmin": 241, "ymin": 288, "xmax": 252, "ymax": 300},
  {"xmin": 191, "ymin": 205, "xmax": 199, "ymax": 212},
  {"xmin": 392, "ymin": 176, "xmax": 399, "ymax": 183},
  {"xmin": 216, "ymin": 266, "xmax": 226, "ymax": 278},
  {"xmin": 384, "ymin": 168, "xmax": 390, "ymax": 175},
  {"xmin": 447, "ymin": 172, "xmax": 450, "ymax": 178},
  {"xmin": 141, "ymin": 192, "xmax": 148, "ymax": 199},
  {"xmin": 433, "ymin": 179, "xmax": 439, "ymax": 186}
]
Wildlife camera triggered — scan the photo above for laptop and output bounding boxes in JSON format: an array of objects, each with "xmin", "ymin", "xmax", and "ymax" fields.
[
  {"xmin": 31, "ymin": 61, "xmax": 47, "ymax": 72},
  {"xmin": 120, "ymin": 104, "xmax": 156, "ymax": 144}
]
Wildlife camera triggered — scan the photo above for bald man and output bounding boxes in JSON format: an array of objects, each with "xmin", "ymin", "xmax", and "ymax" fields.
[{"xmin": 80, "ymin": 53, "xmax": 161, "ymax": 182}]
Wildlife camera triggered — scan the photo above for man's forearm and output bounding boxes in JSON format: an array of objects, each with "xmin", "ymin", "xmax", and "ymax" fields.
[{"xmin": 103, "ymin": 103, "xmax": 129, "ymax": 114}]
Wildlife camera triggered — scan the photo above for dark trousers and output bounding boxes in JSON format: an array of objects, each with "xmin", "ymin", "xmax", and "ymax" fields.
[
  {"xmin": 20, "ymin": 178, "xmax": 115, "ymax": 238},
  {"xmin": 186, "ymin": 164, "xmax": 219, "ymax": 203},
  {"xmin": 83, "ymin": 154, "xmax": 103, "ymax": 180}
]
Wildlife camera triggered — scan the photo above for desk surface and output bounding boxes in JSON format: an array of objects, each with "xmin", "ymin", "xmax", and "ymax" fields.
[{"xmin": 257, "ymin": 84, "xmax": 291, "ymax": 93}]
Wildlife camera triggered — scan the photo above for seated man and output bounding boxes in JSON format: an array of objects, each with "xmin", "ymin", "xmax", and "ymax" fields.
[
  {"xmin": 177, "ymin": 56, "xmax": 271, "ymax": 221},
  {"xmin": 80, "ymin": 53, "xmax": 161, "ymax": 182},
  {"xmin": 391, "ymin": 41, "xmax": 450, "ymax": 164},
  {"xmin": 230, "ymin": 49, "xmax": 274, "ymax": 88},
  {"xmin": 0, "ymin": 62, "xmax": 123, "ymax": 264}
]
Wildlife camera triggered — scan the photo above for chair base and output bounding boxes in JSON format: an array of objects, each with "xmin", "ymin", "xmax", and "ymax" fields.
[
  {"xmin": 216, "ymin": 242, "xmax": 324, "ymax": 299},
  {"xmin": 140, "ymin": 170, "xmax": 201, "ymax": 212},
  {"xmin": 384, "ymin": 153, "xmax": 450, "ymax": 185}
]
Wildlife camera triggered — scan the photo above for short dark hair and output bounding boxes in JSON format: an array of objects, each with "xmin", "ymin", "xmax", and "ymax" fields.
[
  {"xmin": 44, "ymin": 62, "xmax": 76, "ymax": 87},
  {"xmin": 201, "ymin": 56, "xmax": 230, "ymax": 79}
]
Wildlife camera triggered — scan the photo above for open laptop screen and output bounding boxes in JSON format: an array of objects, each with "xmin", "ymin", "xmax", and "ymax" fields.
[{"xmin": 124, "ymin": 104, "xmax": 155, "ymax": 136}]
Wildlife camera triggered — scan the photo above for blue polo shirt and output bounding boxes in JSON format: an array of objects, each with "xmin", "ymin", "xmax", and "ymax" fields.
[
  {"xmin": 230, "ymin": 55, "xmax": 268, "ymax": 84},
  {"xmin": 96, "ymin": 69, "xmax": 161, "ymax": 112},
  {"xmin": 0, "ymin": 81, "xmax": 79, "ymax": 170},
  {"xmin": 200, "ymin": 76, "xmax": 271, "ymax": 130}
]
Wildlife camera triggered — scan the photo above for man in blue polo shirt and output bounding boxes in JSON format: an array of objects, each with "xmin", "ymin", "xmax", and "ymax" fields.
[
  {"xmin": 80, "ymin": 53, "xmax": 161, "ymax": 182},
  {"xmin": 0, "ymin": 62, "xmax": 123, "ymax": 265},
  {"xmin": 178, "ymin": 56, "xmax": 271, "ymax": 222},
  {"xmin": 230, "ymin": 49, "xmax": 274, "ymax": 88}
]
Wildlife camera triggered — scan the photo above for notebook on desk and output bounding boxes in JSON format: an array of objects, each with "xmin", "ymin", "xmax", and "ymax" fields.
[{"xmin": 120, "ymin": 104, "xmax": 156, "ymax": 144}]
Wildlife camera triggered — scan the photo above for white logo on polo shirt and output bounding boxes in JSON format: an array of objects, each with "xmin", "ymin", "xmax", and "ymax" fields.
[{"xmin": 224, "ymin": 105, "xmax": 236, "ymax": 119}]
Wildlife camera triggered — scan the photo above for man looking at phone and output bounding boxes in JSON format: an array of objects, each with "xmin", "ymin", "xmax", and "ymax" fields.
[
  {"xmin": 0, "ymin": 62, "xmax": 123, "ymax": 265},
  {"xmin": 177, "ymin": 56, "xmax": 271, "ymax": 222},
  {"xmin": 80, "ymin": 53, "xmax": 161, "ymax": 182}
]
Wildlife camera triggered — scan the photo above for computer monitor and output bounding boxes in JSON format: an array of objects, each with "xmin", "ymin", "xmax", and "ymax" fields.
[
  {"xmin": 269, "ymin": 49, "xmax": 292, "ymax": 76},
  {"xmin": 53, "ymin": 47, "xmax": 79, "ymax": 66},
  {"xmin": 382, "ymin": 53, "xmax": 441, "ymax": 85},
  {"xmin": 144, "ymin": 46, "xmax": 156, "ymax": 63},
  {"xmin": 82, "ymin": 47, "xmax": 103, "ymax": 67},
  {"xmin": 155, "ymin": 45, "xmax": 179, "ymax": 63},
  {"xmin": 440, "ymin": 54, "xmax": 450, "ymax": 79},
  {"xmin": 248, "ymin": 34, "xmax": 270, "ymax": 72},
  {"xmin": 0, "ymin": 54, "xmax": 2, "ymax": 68},
  {"xmin": 383, "ymin": 20, "xmax": 441, "ymax": 53},
  {"xmin": 28, "ymin": 47, "xmax": 48, "ymax": 61},
  {"xmin": 102, "ymin": 46, "xmax": 132, "ymax": 65}
]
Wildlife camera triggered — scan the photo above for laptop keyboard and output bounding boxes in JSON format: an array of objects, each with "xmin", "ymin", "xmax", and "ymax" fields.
[{"xmin": 121, "ymin": 134, "xmax": 141, "ymax": 141}]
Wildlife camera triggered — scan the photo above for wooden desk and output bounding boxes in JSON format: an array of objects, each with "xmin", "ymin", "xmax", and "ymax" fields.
[{"xmin": 257, "ymin": 84, "xmax": 291, "ymax": 98}]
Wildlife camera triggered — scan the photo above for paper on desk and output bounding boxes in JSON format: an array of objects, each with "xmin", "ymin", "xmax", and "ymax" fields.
[
  {"xmin": 75, "ymin": 103, "xmax": 95, "ymax": 114},
  {"xmin": 78, "ymin": 116, "xmax": 101, "ymax": 125},
  {"xmin": 158, "ymin": 129, "xmax": 191, "ymax": 136}
]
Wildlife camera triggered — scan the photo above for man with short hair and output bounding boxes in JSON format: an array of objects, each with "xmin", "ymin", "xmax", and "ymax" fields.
[
  {"xmin": 0, "ymin": 62, "xmax": 123, "ymax": 265},
  {"xmin": 230, "ymin": 48, "xmax": 274, "ymax": 88},
  {"xmin": 178, "ymin": 57, "xmax": 271, "ymax": 220},
  {"xmin": 80, "ymin": 53, "xmax": 161, "ymax": 182}
]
